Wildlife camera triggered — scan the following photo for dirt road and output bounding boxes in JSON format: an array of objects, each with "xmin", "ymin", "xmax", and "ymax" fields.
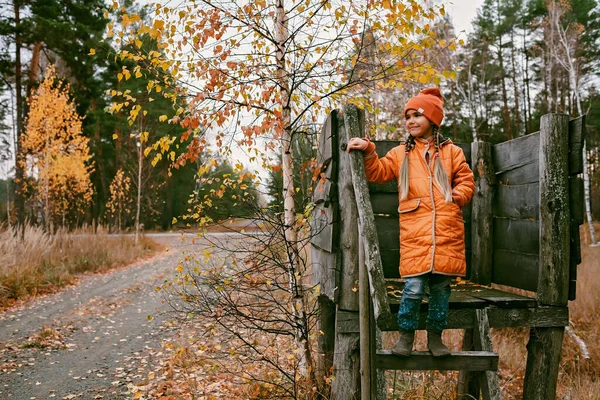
[{"xmin": 0, "ymin": 233, "xmax": 228, "ymax": 400}]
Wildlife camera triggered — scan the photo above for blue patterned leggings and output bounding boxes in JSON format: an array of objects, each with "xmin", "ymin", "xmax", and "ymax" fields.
[{"xmin": 397, "ymin": 273, "xmax": 451, "ymax": 333}]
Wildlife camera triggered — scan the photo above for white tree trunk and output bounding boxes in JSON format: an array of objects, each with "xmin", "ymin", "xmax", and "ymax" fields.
[
  {"xmin": 558, "ymin": 11, "xmax": 598, "ymax": 246},
  {"xmin": 274, "ymin": 0, "xmax": 310, "ymax": 378},
  {"xmin": 135, "ymin": 141, "xmax": 142, "ymax": 246}
]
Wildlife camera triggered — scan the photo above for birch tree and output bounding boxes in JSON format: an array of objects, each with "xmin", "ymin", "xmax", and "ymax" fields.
[
  {"xmin": 20, "ymin": 65, "xmax": 94, "ymax": 229},
  {"xmin": 547, "ymin": 0, "xmax": 597, "ymax": 246}
]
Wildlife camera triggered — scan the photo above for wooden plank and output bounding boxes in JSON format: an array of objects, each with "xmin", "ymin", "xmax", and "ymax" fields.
[
  {"xmin": 317, "ymin": 111, "xmax": 336, "ymax": 166},
  {"xmin": 571, "ymin": 222, "xmax": 581, "ymax": 268},
  {"xmin": 488, "ymin": 306, "xmax": 569, "ymax": 328},
  {"xmin": 312, "ymin": 247, "xmax": 338, "ymax": 300},
  {"xmin": 337, "ymin": 306, "xmax": 569, "ymax": 333},
  {"xmin": 358, "ymin": 240, "xmax": 373, "ymax": 400},
  {"xmin": 374, "ymin": 215, "xmax": 399, "ymax": 250},
  {"xmin": 568, "ymin": 115, "xmax": 585, "ymax": 175},
  {"xmin": 494, "ymin": 183, "xmax": 539, "ymax": 220},
  {"xmin": 492, "ymin": 250, "xmax": 539, "ymax": 292},
  {"xmin": 493, "ymin": 218, "xmax": 539, "ymax": 255},
  {"xmin": 337, "ymin": 112, "xmax": 360, "ymax": 311},
  {"xmin": 370, "ymin": 192, "xmax": 399, "ymax": 215},
  {"xmin": 537, "ymin": 113, "xmax": 570, "ymax": 306},
  {"xmin": 568, "ymin": 280, "xmax": 577, "ymax": 301},
  {"xmin": 457, "ymin": 328, "xmax": 481, "ymax": 400},
  {"xmin": 368, "ymin": 180, "xmax": 398, "ymax": 193},
  {"xmin": 457, "ymin": 143, "xmax": 472, "ymax": 163},
  {"xmin": 385, "ymin": 280, "xmax": 488, "ymax": 310},
  {"xmin": 523, "ymin": 327, "xmax": 565, "ymax": 399},
  {"xmin": 570, "ymin": 176, "xmax": 584, "ymax": 225},
  {"xmin": 462, "ymin": 286, "xmax": 536, "ymax": 308},
  {"xmin": 316, "ymin": 295, "xmax": 336, "ymax": 381},
  {"xmin": 380, "ymin": 250, "xmax": 400, "ymax": 279},
  {"xmin": 388, "ymin": 290, "xmax": 487, "ymax": 314},
  {"xmin": 376, "ymin": 351, "xmax": 498, "ymax": 371},
  {"xmin": 492, "ymin": 131, "xmax": 539, "ymax": 174},
  {"xmin": 495, "ymin": 159, "xmax": 539, "ymax": 186},
  {"xmin": 474, "ymin": 309, "xmax": 501, "ymax": 400},
  {"xmin": 372, "ymin": 140, "xmax": 400, "ymax": 156},
  {"xmin": 331, "ymin": 331, "xmax": 361, "ymax": 399},
  {"xmin": 344, "ymin": 104, "xmax": 394, "ymax": 329},
  {"xmin": 310, "ymin": 202, "xmax": 337, "ymax": 252},
  {"xmin": 470, "ymin": 141, "xmax": 495, "ymax": 285}
]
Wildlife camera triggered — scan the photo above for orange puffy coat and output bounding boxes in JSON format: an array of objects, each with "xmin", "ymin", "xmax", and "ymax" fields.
[{"xmin": 363, "ymin": 137, "xmax": 475, "ymax": 278}]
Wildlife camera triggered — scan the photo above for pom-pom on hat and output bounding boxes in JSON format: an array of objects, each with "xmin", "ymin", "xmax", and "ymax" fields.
[{"xmin": 403, "ymin": 87, "xmax": 445, "ymax": 127}]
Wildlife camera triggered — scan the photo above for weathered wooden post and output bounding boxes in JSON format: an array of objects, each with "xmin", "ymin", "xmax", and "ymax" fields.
[
  {"xmin": 523, "ymin": 113, "xmax": 570, "ymax": 399},
  {"xmin": 330, "ymin": 108, "xmax": 362, "ymax": 399},
  {"xmin": 458, "ymin": 141, "xmax": 495, "ymax": 399}
]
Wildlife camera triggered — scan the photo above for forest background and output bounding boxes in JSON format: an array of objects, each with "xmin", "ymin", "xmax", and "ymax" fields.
[{"xmin": 0, "ymin": 0, "xmax": 599, "ymax": 230}]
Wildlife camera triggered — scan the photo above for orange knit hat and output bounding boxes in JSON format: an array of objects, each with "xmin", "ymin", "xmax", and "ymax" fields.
[{"xmin": 403, "ymin": 87, "xmax": 445, "ymax": 127}]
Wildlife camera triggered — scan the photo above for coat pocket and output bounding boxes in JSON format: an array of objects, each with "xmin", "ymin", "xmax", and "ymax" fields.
[{"xmin": 398, "ymin": 198, "xmax": 421, "ymax": 214}]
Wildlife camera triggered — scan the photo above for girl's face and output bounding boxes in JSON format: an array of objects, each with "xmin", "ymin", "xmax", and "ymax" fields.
[{"xmin": 405, "ymin": 109, "xmax": 433, "ymax": 139}]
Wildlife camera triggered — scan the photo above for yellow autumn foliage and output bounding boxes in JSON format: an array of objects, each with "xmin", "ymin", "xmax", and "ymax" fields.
[{"xmin": 21, "ymin": 65, "xmax": 94, "ymax": 227}]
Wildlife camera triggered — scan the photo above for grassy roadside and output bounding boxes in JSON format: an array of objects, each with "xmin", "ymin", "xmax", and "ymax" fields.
[{"xmin": 0, "ymin": 225, "xmax": 162, "ymax": 310}]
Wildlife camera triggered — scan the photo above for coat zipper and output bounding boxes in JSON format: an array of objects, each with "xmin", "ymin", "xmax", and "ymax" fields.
[{"xmin": 422, "ymin": 143, "xmax": 436, "ymax": 273}]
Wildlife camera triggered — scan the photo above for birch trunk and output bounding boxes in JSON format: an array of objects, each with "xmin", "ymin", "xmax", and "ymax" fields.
[
  {"xmin": 13, "ymin": 0, "xmax": 25, "ymax": 231},
  {"xmin": 510, "ymin": 30, "xmax": 521, "ymax": 137},
  {"xmin": 553, "ymin": 4, "xmax": 598, "ymax": 246},
  {"xmin": 274, "ymin": 0, "xmax": 313, "ymax": 379}
]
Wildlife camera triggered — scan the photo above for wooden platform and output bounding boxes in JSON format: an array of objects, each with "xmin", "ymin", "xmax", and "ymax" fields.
[
  {"xmin": 336, "ymin": 280, "xmax": 569, "ymax": 333},
  {"xmin": 376, "ymin": 350, "xmax": 498, "ymax": 371},
  {"xmin": 385, "ymin": 280, "xmax": 537, "ymax": 311}
]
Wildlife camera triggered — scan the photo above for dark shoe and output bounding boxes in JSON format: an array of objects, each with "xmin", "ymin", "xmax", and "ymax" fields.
[
  {"xmin": 391, "ymin": 330, "xmax": 415, "ymax": 357},
  {"xmin": 427, "ymin": 330, "xmax": 451, "ymax": 357}
]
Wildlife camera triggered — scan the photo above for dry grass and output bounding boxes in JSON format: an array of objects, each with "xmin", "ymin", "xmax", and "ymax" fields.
[{"xmin": 0, "ymin": 224, "xmax": 161, "ymax": 309}]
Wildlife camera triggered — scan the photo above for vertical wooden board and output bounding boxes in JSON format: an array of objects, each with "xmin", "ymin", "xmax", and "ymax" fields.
[
  {"xmin": 537, "ymin": 114, "xmax": 570, "ymax": 306},
  {"xmin": 457, "ymin": 328, "xmax": 481, "ymax": 400},
  {"xmin": 312, "ymin": 246, "xmax": 338, "ymax": 300},
  {"xmin": 492, "ymin": 218, "xmax": 539, "ymax": 255},
  {"xmin": 569, "ymin": 176, "xmax": 584, "ymax": 225},
  {"xmin": 494, "ymin": 183, "xmax": 539, "ymax": 220},
  {"xmin": 492, "ymin": 132, "xmax": 540, "ymax": 174},
  {"xmin": 495, "ymin": 159, "xmax": 539, "ymax": 186},
  {"xmin": 568, "ymin": 280, "xmax": 577, "ymax": 301},
  {"xmin": 380, "ymin": 250, "xmax": 400, "ymax": 278},
  {"xmin": 523, "ymin": 327, "xmax": 565, "ymax": 399},
  {"xmin": 568, "ymin": 115, "xmax": 585, "ymax": 175},
  {"xmin": 331, "ymin": 332, "xmax": 361, "ymax": 400},
  {"xmin": 370, "ymin": 192, "xmax": 399, "ymax": 215},
  {"xmin": 492, "ymin": 250, "xmax": 539, "ymax": 292},
  {"xmin": 372, "ymin": 140, "xmax": 400, "ymax": 156},
  {"xmin": 317, "ymin": 111, "xmax": 337, "ymax": 166},
  {"xmin": 337, "ymin": 113, "xmax": 360, "ymax": 311},
  {"xmin": 316, "ymin": 295, "xmax": 336, "ymax": 383},
  {"xmin": 310, "ymin": 202, "xmax": 337, "ymax": 252},
  {"xmin": 374, "ymin": 215, "xmax": 399, "ymax": 251},
  {"xmin": 457, "ymin": 142, "xmax": 472, "ymax": 163},
  {"xmin": 311, "ymin": 111, "xmax": 339, "ymax": 253},
  {"xmin": 474, "ymin": 309, "xmax": 501, "ymax": 400},
  {"xmin": 571, "ymin": 222, "xmax": 581, "ymax": 265},
  {"xmin": 470, "ymin": 141, "xmax": 494, "ymax": 285}
]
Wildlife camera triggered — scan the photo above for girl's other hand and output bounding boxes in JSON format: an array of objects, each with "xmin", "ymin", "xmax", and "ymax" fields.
[{"xmin": 346, "ymin": 137, "xmax": 369, "ymax": 153}]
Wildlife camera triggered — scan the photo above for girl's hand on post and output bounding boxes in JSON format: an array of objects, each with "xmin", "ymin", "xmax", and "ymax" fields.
[{"xmin": 346, "ymin": 138, "xmax": 369, "ymax": 153}]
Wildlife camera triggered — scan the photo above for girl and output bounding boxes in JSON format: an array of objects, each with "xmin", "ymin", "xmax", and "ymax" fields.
[{"xmin": 346, "ymin": 88, "xmax": 475, "ymax": 357}]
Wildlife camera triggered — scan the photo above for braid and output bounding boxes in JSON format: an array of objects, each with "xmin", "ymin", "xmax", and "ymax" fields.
[
  {"xmin": 399, "ymin": 134, "xmax": 414, "ymax": 200},
  {"xmin": 432, "ymin": 125, "xmax": 453, "ymax": 202}
]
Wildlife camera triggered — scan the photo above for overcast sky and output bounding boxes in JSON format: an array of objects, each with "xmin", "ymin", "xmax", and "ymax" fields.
[{"xmin": 445, "ymin": 0, "xmax": 483, "ymax": 37}]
